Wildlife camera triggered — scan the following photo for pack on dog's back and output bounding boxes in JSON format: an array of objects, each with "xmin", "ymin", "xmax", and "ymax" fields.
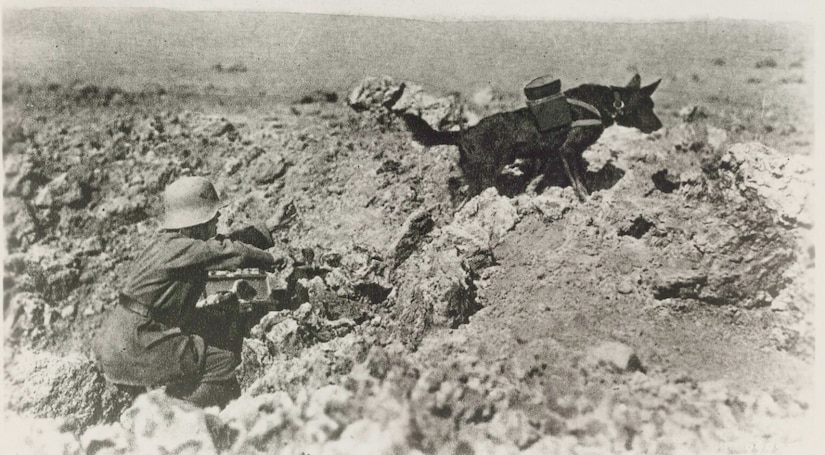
[{"xmin": 403, "ymin": 74, "xmax": 662, "ymax": 200}]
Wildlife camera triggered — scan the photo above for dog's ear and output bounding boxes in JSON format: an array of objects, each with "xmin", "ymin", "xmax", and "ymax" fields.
[
  {"xmin": 640, "ymin": 79, "xmax": 661, "ymax": 97},
  {"xmin": 626, "ymin": 74, "xmax": 641, "ymax": 89}
]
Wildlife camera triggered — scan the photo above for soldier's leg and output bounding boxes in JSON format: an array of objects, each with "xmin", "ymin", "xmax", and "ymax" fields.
[
  {"xmin": 177, "ymin": 345, "xmax": 241, "ymax": 408},
  {"xmin": 187, "ymin": 293, "xmax": 243, "ymax": 357},
  {"xmin": 184, "ymin": 379, "xmax": 241, "ymax": 408}
]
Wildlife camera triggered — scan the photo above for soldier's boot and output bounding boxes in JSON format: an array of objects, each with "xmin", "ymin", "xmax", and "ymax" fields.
[{"xmin": 183, "ymin": 378, "xmax": 241, "ymax": 408}]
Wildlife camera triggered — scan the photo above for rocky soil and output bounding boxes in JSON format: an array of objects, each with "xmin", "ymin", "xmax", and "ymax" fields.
[{"xmin": 3, "ymin": 75, "xmax": 814, "ymax": 454}]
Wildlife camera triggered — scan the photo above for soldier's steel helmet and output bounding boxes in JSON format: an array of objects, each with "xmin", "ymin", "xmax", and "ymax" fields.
[{"xmin": 161, "ymin": 176, "xmax": 224, "ymax": 229}]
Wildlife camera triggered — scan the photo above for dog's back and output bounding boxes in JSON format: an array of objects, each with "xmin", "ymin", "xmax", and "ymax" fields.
[
  {"xmin": 456, "ymin": 108, "xmax": 581, "ymax": 195},
  {"xmin": 403, "ymin": 75, "xmax": 662, "ymax": 199}
]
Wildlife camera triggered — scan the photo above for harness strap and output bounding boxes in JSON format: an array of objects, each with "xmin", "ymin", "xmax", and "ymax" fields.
[
  {"xmin": 566, "ymin": 98, "xmax": 603, "ymax": 129},
  {"xmin": 570, "ymin": 119, "xmax": 603, "ymax": 128},
  {"xmin": 566, "ymin": 98, "xmax": 602, "ymax": 118}
]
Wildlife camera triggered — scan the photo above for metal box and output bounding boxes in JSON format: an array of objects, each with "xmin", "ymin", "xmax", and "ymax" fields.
[
  {"xmin": 524, "ymin": 76, "xmax": 572, "ymax": 132},
  {"xmin": 204, "ymin": 269, "xmax": 272, "ymax": 304}
]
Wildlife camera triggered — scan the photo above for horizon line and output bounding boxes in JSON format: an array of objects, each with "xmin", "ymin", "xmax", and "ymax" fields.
[{"xmin": 1, "ymin": 1, "xmax": 817, "ymax": 24}]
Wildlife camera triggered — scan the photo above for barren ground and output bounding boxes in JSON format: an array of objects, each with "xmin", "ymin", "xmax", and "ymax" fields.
[{"xmin": 2, "ymin": 9, "xmax": 816, "ymax": 455}]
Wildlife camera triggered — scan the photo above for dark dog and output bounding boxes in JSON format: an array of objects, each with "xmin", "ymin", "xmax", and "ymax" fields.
[{"xmin": 403, "ymin": 74, "xmax": 662, "ymax": 201}]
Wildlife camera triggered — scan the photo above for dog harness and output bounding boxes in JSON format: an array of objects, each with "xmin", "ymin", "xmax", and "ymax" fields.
[
  {"xmin": 566, "ymin": 98, "xmax": 603, "ymax": 128},
  {"xmin": 523, "ymin": 76, "xmax": 626, "ymax": 132}
]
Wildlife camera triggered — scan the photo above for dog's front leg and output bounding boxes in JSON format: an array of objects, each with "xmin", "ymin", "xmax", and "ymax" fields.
[
  {"xmin": 558, "ymin": 128, "xmax": 600, "ymax": 201},
  {"xmin": 560, "ymin": 156, "xmax": 587, "ymax": 201}
]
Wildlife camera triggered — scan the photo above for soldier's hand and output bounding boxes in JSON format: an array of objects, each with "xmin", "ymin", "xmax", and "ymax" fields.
[
  {"xmin": 266, "ymin": 200, "xmax": 298, "ymax": 233},
  {"xmin": 197, "ymin": 291, "xmax": 237, "ymax": 308},
  {"xmin": 231, "ymin": 279, "xmax": 258, "ymax": 301},
  {"xmin": 264, "ymin": 252, "xmax": 289, "ymax": 272}
]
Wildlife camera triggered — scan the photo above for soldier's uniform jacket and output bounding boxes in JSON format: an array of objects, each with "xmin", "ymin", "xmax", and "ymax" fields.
[{"xmin": 94, "ymin": 223, "xmax": 275, "ymax": 386}]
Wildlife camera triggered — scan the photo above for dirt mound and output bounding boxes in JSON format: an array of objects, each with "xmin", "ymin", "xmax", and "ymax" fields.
[
  {"xmin": 2, "ymin": 82, "xmax": 814, "ymax": 453},
  {"xmin": 390, "ymin": 188, "xmax": 519, "ymax": 347},
  {"xmin": 20, "ymin": 341, "xmax": 806, "ymax": 455}
]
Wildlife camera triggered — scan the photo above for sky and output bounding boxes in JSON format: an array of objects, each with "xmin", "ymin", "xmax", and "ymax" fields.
[{"xmin": 1, "ymin": 0, "xmax": 819, "ymax": 22}]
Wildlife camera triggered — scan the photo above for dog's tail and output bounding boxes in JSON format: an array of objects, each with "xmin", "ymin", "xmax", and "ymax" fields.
[{"xmin": 401, "ymin": 114, "xmax": 461, "ymax": 147}]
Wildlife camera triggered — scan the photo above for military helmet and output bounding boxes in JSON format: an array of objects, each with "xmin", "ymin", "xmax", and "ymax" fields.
[{"xmin": 160, "ymin": 176, "xmax": 224, "ymax": 230}]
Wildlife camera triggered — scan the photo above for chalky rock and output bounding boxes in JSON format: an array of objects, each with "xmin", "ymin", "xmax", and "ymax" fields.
[
  {"xmin": 649, "ymin": 143, "xmax": 802, "ymax": 308},
  {"xmin": 487, "ymin": 409, "xmax": 542, "ymax": 449},
  {"xmin": 245, "ymin": 333, "xmax": 366, "ymax": 397},
  {"xmin": 5, "ymin": 292, "xmax": 59, "ymax": 341},
  {"xmin": 33, "ymin": 172, "xmax": 84, "ymax": 208},
  {"xmin": 446, "ymin": 188, "xmax": 520, "ymax": 251},
  {"xmin": 120, "ymin": 391, "xmax": 226, "ymax": 455},
  {"xmin": 248, "ymin": 303, "xmax": 356, "ymax": 361},
  {"xmin": 441, "ymin": 187, "xmax": 520, "ymax": 270},
  {"xmin": 217, "ymin": 385, "xmax": 356, "ymax": 453},
  {"xmin": 219, "ymin": 392, "xmax": 302, "ymax": 451},
  {"xmin": 348, "ymin": 75, "xmax": 475, "ymax": 131},
  {"xmin": 389, "ymin": 81, "xmax": 466, "ymax": 132},
  {"xmin": 4, "ymin": 153, "xmax": 40, "ymax": 198},
  {"xmin": 717, "ymin": 143, "xmax": 811, "ymax": 226},
  {"xmin": 587, "ymin": 342, "xmax": 644, "ymax": 373},
  {"xmin": 5, "ymin": 415, "xmax": 82, "ymax": 455},
  {"xmin": 5, "ymin": 349, "xmax": 134, "ymax": 431},
  {"xmin": 393, "ymin": 246, "xmax": 478, "ymax": 348},
  {"xmin": 94, "ymin": 194, "xmax": 150, "ymax": 224},
  {"xmin": 330, "ymin": 417, "xmax": 412, "ymax": 455},
  {"xmin": 347, "ymin": 75, "xmax": 404, "ymax": 111},
  {"xmin": 528, "ymin": 187, "xmax": 578, "ymax": 221},
  {"xmin": 387, "ymin": 207, "xmax": 435, "ymax": 267},
  {"xmin": 5, "ymin": 244, "xmax": 81, "ymax": 302},
  {"xmin": 192, "ymin": 115, "xmax": 241, "ymax": 142},
  {"xmin": 390, "ymin": 189, "xmax": 519, "ymax": 347},
  {"xmin": 251, "ymin": 154, "xmax": 289, "ymax": 185},
  {"xmin": 4, "ymin": 196, "xmax": 39, "ymax": 248},
  {"xmin": 80, "ymin": 422, "xmax": 132, "ymax": 455},
  {"xmin": 80, "ymin": 235, "xmax": 105, "ymax": 255}
]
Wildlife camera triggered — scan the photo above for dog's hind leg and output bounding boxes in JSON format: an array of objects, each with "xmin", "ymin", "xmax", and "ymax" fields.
[{"xmin": 461, "ymin": 154, "xmax": 499, "ymax": 197}]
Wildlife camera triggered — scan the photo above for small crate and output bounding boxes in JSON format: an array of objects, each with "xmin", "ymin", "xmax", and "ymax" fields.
[
  {"xmin": 524, "ymin": 75, "xmax": 561, "ymax": 100},
  {"xmin": 524, "ymin": 76, "xmax": 572, "ymax": 132},
  {"xmin": 204, "ymin": 269, "xmax": 272, "ymax": 304}
]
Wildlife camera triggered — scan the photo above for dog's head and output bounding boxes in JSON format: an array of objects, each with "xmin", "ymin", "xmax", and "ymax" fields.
[{"xmin": 611, "ymin": 74, "xmax": 662, "ymax": 134}]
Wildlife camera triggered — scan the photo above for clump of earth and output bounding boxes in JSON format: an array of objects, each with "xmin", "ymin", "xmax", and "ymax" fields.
[{"xmin": 3, "ymin": 77, "xmax": 814, "ymax": 454}]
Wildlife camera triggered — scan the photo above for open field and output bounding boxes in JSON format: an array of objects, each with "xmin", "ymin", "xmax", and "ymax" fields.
[
  {"xmin": 3, "ymin": 9, "xmax": 814, "ymax": 144},
  {"xmin": 3, "ymin": 8, "xmax": 816, "ymax": 454}
]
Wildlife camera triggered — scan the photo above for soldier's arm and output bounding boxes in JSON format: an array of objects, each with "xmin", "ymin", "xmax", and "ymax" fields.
[
  {"xmin": 171, "ymin": 236, "xmax": 277, "ymax": 272},
  {"xmin": 220, "ymin": 222, "xmax": 275, "ymax": 251}
]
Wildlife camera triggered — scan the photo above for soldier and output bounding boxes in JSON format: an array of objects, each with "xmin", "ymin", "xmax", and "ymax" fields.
[{"xmin": 94, "ymin": 176, "xmax": 295, "ymax": 407}]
